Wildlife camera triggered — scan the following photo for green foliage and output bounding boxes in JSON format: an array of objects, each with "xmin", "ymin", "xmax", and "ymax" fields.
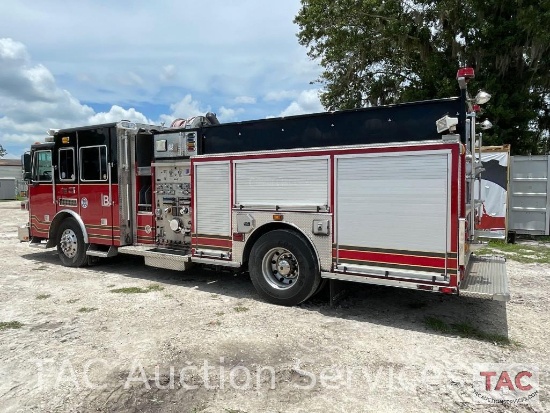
[
  {"xmin": 0, "ymin": 145, "xmax": 6, "ymax": 158},
  {"xmin": 476, "ymin": 240, "xmax": 550, "ymax": 263},
  {"xmin": 110, "ymin": 284, "xmax": 164, "ymax": 294},
  {"xmin": 295, "ymin": 0, "xmax": 550, "ymax": 154},
  {"xmin": 0, "ymin": 321, "xmax": 23, "ymax": 330}
]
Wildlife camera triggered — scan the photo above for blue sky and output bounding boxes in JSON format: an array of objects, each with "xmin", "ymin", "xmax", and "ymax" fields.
[{"xmin": 0, "ymin": 1, "xmax": 323, "ymax": 158}]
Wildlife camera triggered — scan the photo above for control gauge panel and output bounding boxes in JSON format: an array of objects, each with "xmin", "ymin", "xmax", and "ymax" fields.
[{"xmin": 152, "ymin": 161, "xmax": 192, "ymax": 250}]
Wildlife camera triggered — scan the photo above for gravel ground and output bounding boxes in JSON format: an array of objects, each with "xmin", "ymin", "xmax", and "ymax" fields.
[{"xmin": 0, "ymin": 200, "xmax": 548, "ymax": 412}]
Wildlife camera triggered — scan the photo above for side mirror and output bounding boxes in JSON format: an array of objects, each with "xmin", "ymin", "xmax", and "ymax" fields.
[{"xmin": 22, "ymin": 153, "xmax": 31, "ymax": 182}]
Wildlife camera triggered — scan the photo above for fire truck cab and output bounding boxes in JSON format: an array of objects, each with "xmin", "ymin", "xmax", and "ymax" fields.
[{"xmin": 20, "ymin": 68, "xmax": 509, "ymax": 306}]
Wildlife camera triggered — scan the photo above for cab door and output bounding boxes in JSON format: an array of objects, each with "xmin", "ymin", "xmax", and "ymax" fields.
[
  {"xmin": 78, "ymin": 144, "xmax": 113, "ymax": 245},
  {"xmin": 28, "ymin": 145, "xmax": 57, "ymax": 240},
  {"xmin": 77, "ymin": 127, "xmax": 116, "ymax": 246}
]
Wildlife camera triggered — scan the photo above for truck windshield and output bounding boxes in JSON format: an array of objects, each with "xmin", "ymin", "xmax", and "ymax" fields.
[{"xmin": 32, "ymin": 150, "xmax": 52, "ymax": 182}]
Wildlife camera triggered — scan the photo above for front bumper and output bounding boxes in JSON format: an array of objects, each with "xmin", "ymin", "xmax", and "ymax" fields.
[{"xmin": 18, "ymin": 224, "xmax": 30, "ymax": 242}]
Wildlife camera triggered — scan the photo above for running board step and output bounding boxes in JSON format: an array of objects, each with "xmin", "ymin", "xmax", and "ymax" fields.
[
  {"xmin": 118, "ymin": 246, "xmax": 192, "ymax": 271},
  {"xmin": 29, "ymin": 237, "xmax": 51, "ymax": 249},
  {"xmin": 460, "ymin": 255, "xmax": 509, "ymax": 301},
  {"xmin": 86, "ymin": 245, "xmax": 118, "ymax": 258}
]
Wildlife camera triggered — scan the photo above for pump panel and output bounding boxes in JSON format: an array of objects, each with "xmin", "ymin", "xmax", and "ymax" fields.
[{"xmin": 153, "ymin": 161, "xmax": 192, "ymax": 249}]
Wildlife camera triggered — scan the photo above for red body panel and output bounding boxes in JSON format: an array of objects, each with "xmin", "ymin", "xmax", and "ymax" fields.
[
  {"xmin": 193, "ymin": 142, "xmax": 464, "ymax": 288},
  {"xmin": 137, "ymin": 213, "xmax": 155, "ymax": 244}
]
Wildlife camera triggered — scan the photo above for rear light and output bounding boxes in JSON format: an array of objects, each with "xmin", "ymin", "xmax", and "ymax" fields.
[{"xmin": 439, "ymin": 287, "xmax": 456, "ymax": 294}]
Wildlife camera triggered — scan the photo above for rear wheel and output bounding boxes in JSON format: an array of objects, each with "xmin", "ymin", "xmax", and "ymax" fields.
[
  {"xmin": 57, "ymin": 218, "xmax": 88, "ymax": 267},
  {"xmin": 249, "ymin": 229, "xmax": 320, "ymax": 306}
]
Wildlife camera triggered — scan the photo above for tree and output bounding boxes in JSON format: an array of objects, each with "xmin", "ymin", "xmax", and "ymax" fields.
[
  {"xmin": 0, "ymin": 145, "xmax": 6, "ymax": 158},
  {"xmin": 295, "ymin": 0, "xmax": 550, "ymax": 154}
]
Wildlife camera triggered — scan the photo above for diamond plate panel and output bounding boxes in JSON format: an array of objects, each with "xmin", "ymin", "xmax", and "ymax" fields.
[
  {"xmin": 460, "ymin": 255, "xmax": 509, "ymax": 301},
  {"xmin": 144, "ymin": 255, "xmax": 190, "ymax": 271}
]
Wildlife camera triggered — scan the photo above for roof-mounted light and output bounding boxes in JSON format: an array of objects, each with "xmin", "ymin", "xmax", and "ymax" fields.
[
  {"xmin": 479, "ymin": 119, "xmax": 493, "ymax": 130},
  {"xmin": 117, "ymin": 120, "xmax": 137, "ymax": 130},
  {"xmin": 457, "ymin": 67, "xmax": 475, "ymax": 90},
  {"xmin": 436, "ymin": 115, "xmax": 459, "ymax": 134},
  {"xmin": 457, "ymin": 67, "xmax": 475, "ymax": 80},
  {"xmin": 474, "ymin": 90, "xmax": 491, "ymax": 105},
  {"xmin": 47, "ymin": 129, "xmax": 59, "ymax": 136}
]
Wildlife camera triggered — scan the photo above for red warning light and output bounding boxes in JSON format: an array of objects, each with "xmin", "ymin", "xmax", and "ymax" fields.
[{"xmin": 457, "ymin": 67, "xmax": 475, "ymax": 79}]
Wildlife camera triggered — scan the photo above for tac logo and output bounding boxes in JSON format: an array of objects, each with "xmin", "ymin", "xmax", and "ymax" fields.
[
  {"xmin": 81, "ymin": 197, "xmax": 88, "ymax": 209},
  {"xmin": 473, "ymin": 363, "xmax": 539, "ymax": 404}
]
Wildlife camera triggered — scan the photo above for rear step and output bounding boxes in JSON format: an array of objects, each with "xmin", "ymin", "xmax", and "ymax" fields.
[
  {"xmin": 86, "ymin": 245, "xmax": 118, "ymax": 258},
  {"xmin": 460, "ymin": 255, "xmax": 510, "ymax": 301}
]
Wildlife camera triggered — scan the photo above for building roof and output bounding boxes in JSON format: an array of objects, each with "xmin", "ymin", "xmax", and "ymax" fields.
[{"xmin": 0, "ymin": 159, "xmax": 21, "ymax": 167}]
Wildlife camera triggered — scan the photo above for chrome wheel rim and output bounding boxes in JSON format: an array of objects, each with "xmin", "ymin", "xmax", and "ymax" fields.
[
  {"xmin": 59, "ymin": 229, "xmax": 78, "ymax": 258},
  {"xmin": 261, "ymin": 247, "xmax": 299, "ymax": 289}
]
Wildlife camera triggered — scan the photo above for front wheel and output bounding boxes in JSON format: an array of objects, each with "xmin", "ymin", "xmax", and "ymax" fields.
[
  {"xmin": 249, "ymin": 229, "xmax": 320, "ymax": 306},
  {"xmin": 57, "ymin": 218, "xmax": 88, "ymax": 267}
]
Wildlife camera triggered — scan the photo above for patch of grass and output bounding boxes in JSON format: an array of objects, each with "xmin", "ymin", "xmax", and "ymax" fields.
[
  {"xmin": 106, "ymin": 284, "xmax": 115, "ymax": 288},
  {"xmin": 36, "ymin": 294, "xmax": 51, "ymax": 300},
  {"xmin": 476, "ymin": 240, "xmax": 550, "ymax": 264},
  {"xmin": 424, "ymin": 316, "xmax": 514, "ymax": 346},
  {"xmin": 147, "ymin": 284, "xmax": 164, "ymax": 292},
  {"xmin": 215, "ymin": 312, "xmax": 225, "ymax": 317},
  {"xmin": 78, "ymin": 307, "xmax": 98, "ymax": 313},
  {"xmin": 33, "ymin": 265, "xmax": 48, "ymax": 271},
  {"xmin": 110, "ymin": 284, "xmax": 164, "ymax": 294},
  {"xmin": 165, "ymin": 293, "xmax": 174, "ymax": 298},
  {"xmin": 225, "ymin": 409, "xmax": 247, "ymax": 413},
  {"xmin": 425, "ymin": 316, "xmax": 452, "ymax": 334},
  {"xmin": 67, "ymin": 298, "xmax": 80, "ymax": 304},
  {"xmin": 208, "ymin": 320, "xmax": 222, "ymax": 326},
  {"xmin": 0, "ymin": 321, "xmax": 23, "ymax": 331},
  {"xmin": 233, "ymin": 306, "xmax": 249, "ymax": 313}
]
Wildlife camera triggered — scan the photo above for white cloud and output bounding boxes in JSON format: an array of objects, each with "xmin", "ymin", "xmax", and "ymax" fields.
[
  {"xmin": 279, "ymin": 89, "xmax": 323, "ymax": 117},
  {"xmin": 0, "ymin": 0, "xmax": 326, "ymax": 156},
  {"xmin": 88, "ymin": 105, "xmax": 151, "ymax": 125},
  {"xmin": 160, "ymin": 64, "xmax": 177, "ymax": 82},
  {"xmin": 234, "ymin": 96, "xmax": 256, "ymax": 104},
  {"xmin": 170, "ymin": 94, "xmax": 209, "ymax": 118},
  {"xmin": 218, "ymin": 106, "xmax": 245, "ymax": 122},
  {"xmin": 0, "ymin": 38, "xmax": 152, "ymax": 156},
  {"xmin": 264, "ymin": 90, "xmax": 298, "ymax": 102}
]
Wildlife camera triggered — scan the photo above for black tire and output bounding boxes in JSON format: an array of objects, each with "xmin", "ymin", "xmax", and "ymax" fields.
[
  {"xmin": 249, "ymin": 229, "xmax": 321, "ymax": 306},
  {"xmin": 56, "ymin": 218, "xmax": 88, "ymax": 267}
]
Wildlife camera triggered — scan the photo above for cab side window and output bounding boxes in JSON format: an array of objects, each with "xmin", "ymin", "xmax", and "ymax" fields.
[
  {"xmin": 59, "ymin": 148, "xmax": 75, "ymax": 181},
  {"xmin": 32, "ymin": 150, "xmax": 52, "ymax": 182},
  {"xmin": 80, "ymin": 145, "xmax": 108, "ymax": 182}
]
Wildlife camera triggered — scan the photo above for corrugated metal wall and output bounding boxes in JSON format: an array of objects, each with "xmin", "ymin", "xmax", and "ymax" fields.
[{"xmin": 0, "ymin": 178, "xmax": 16, "ymax": 200}]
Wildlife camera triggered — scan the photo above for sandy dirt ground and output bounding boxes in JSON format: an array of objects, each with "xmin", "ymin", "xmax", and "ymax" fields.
[{"xmin": 0, "ymin": 200, "xmax": 548, "ymax": 412}]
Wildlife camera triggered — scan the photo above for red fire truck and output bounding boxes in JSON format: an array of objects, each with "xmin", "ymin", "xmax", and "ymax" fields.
[{"xmin": 19, "ymin": 68, "xmax": 509, "ymax": 306}]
